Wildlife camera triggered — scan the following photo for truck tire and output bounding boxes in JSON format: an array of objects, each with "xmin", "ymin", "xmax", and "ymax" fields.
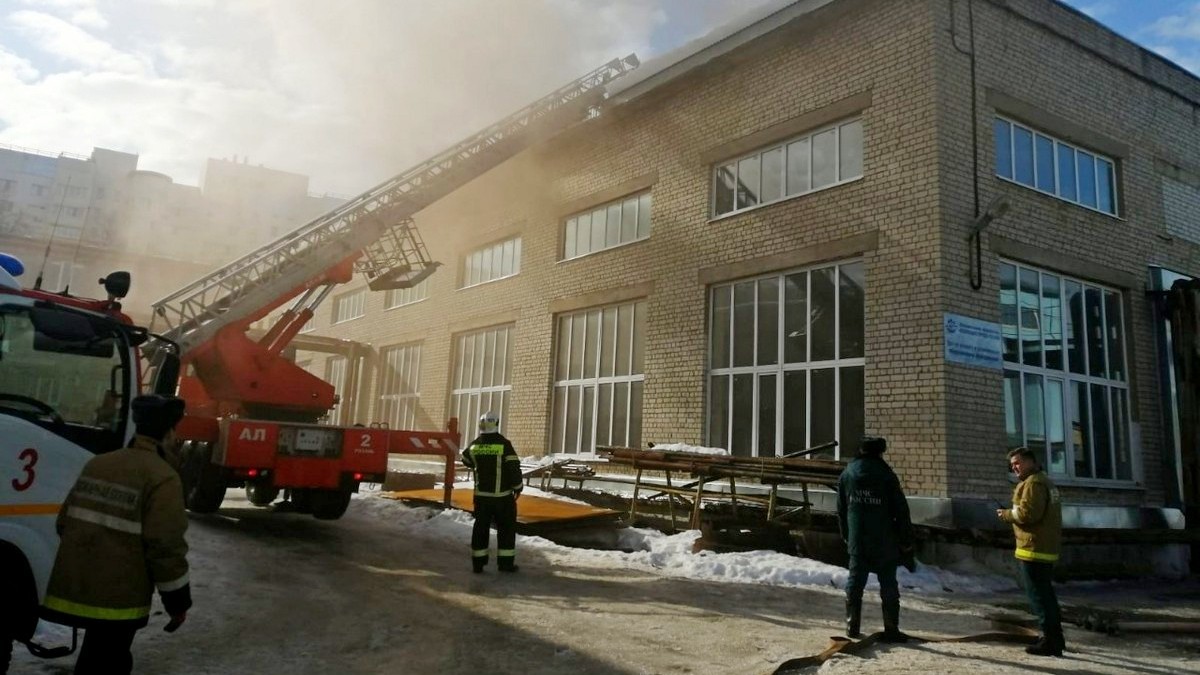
[
  {"xmin": 245, "ymin": 483, "xmax": 279, "ymax": 507},
  {"xmin": 0, "ymin": 544, "xmax": 38, "ymax": 668},
  {"xmin": 310, "ymin": 489, "xmax": 352, "ymax": 520},
  {"xmin": 180, "ymin": 441, "xmax": 226, "ymax": 513}
]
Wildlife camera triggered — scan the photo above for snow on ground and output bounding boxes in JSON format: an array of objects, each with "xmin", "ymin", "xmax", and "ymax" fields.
[
  {"xmin": 355, "ymin": 491, "xmax": 1015, "ymax": 596},
  {"xmin": 646, "ymin": 443, "xmax": 729, "ymax": 455}
]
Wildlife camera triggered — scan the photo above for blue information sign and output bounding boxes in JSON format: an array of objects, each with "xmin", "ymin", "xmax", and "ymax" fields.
[{"xmin": 944, "ymin": 313, "xmax": 1002, "ymax": 369}]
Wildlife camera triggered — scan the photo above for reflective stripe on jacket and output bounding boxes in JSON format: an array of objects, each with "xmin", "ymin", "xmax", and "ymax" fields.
[
  {"xmin": 1003, "ymin": 470, "xmax": 1063, "ymax": 563},
  {"xmin": 42, "ymin": 435, "xmax": 191, "ymax": 629},
  {"xmin": 461, "ymin": 432, "xmax": 522, "ymax": 497}
]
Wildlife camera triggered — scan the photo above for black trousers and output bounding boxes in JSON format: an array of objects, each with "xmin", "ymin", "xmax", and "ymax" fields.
[
  {"xmin": 845, "ymin": 555, "xmax": 900, "ymax": 611},
  {"xmin": 471, "ymin": 494, "xmax": 517, "ymax": 567},
  {"xmin": 75, "ymin": 624, "xmax": 137, "ymax": 675},
  {"xmin": 1019, "ymin": 561, "xmax": 1063, "ymax": 644}
]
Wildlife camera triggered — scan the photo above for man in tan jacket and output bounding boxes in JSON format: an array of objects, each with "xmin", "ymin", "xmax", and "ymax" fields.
[
  {"xmin": 42, "ymin": 395, "xmax": 192, "ymax": 674},
  {"xmin": 996, "ymin": 446, "xmax": 1064, "ymax": 657}
]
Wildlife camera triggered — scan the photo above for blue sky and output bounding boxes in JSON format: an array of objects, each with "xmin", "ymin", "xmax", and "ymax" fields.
[{"xmin": 1, "ymin": 1, "xmax": 1198, "ymax": 195}]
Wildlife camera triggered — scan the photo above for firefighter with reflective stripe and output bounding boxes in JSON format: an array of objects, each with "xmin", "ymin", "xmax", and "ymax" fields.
[
  {"xmin": 997, "ymin": 446, "xmax": 1064, "ymax": 657},
  {"xmin": 41, "ymin": 395, "xmax": 192, "ymax": 674},
  {"xmin": 461, "ymin": 411, "xmax": 522, "ymax": 573}
]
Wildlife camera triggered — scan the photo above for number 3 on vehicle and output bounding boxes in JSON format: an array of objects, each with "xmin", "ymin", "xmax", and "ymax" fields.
[{"xmin": 11, "ymin": 447, "xmax": 37, "ymax": 491}]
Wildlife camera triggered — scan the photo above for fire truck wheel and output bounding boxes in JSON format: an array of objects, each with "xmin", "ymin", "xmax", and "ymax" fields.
[
  {"xmin": 180, "ymin": 441, "xmax": 227, "ymax": 513},
  {"xmin": 245, "ymin": 483, "xmax": 279, "ymax": 507},
  {"xmin": 311, "ymin": 489, "xmax": 352, "ymax": 520}
]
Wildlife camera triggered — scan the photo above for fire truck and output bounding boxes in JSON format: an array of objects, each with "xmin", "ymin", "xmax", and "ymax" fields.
[
  {"xmin": 148, "ymin": 55, "xmax": 640, "ymax": 520},
  {"xmin": 0, "ymin": 253, "xmax": 182, "ymax": 663}
]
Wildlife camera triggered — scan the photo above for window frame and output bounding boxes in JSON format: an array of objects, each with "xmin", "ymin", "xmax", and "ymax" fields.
[
  {"xmin": 993, "ymin": 116, "xmax": 1120, "ymax": 217},
  {"xmin": 710, "ymin": 117, "xmax": 864, "ymax": 220},
  {"xmin": 384, "ymin": 277, "xmax": 430, "ymax": 310},
  {"xmin": 448, "ymin": 325, "xmax": 514, "ymax": 447},
  {"xmin": 461, "ymin": 236, "xmax": 522, "ymax": 289},
  {"xmin": 377, "ymin": 342, "xmax": 422, "ymax": 431},
  {"xmin": 562, "ymin": 191, "xmax": 652, "ymax": 261},
  {"xmin": 331, "ymin": 288, "xmax": 367, "ymax": 324},
  {"xmin": 999, "ymin": 259, "xmax": 1136, "ymax": 486}
]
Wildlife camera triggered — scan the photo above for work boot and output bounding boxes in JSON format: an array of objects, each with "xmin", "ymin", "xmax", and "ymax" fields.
[
  {"xmin": 881, "ymin": 601, "xmax": 908, "ymax": 643},
  {"xmin": 1025, "ymin": 633, "xmax": 1063, "ymax": 657},
  {"xmin": 845, "ymin": 599, "xmax": 862, "ymax": 638},
  {"xmin": 472, "ymin": 560, "xmax": 486, "ymax": 574},
  {"xmin": 498, "ymin": 561, "xmax": 519, "ymax": 573}
]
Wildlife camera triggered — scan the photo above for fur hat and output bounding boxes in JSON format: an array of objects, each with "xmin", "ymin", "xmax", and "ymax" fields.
[
  {"xmin": 860, "ymin": 436, "xmax": 887, "ymax": 455},
  {"xmin": 132, "ymin": 395, "xmax": 186, "ymax": 440}
]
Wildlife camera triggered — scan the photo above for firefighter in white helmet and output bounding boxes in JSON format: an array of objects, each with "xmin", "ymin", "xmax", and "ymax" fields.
[{"xmin": 461, "ymin": 411, "xmax": 523, "ymax": 573}]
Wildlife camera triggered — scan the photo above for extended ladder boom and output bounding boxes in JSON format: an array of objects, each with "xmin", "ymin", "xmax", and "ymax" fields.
[{"xmin": 151, "ymin": 55, "xmax": 639, "ymax": 355}]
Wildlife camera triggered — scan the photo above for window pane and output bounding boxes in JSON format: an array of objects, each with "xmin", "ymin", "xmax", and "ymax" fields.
[
  {"xmin": 810, "ymin": 369, "xmax": 836, "ymax": 456},
  {"xmin": 564, "ymin": 218, "xmax": 576, "ymax": 259},
  {"xmin": 1071, "ymin": 381, "xmax": 1091, "ymax": 478},
  {"xmin": 731, "ymin": 374, "xmax": 754, "ymax": 457},
  {"xmin": 839, "ymin": 366, "xmax": 864, "ymax": 462},
  {"xmin": 637, "ymin": 193, "xmax": 652, "ymax": 238},
  {"xmin": 472, "ymin": 332, "xmax": 486, "ymax": 388},
  {"xmin": 811, "ymin": 267, "xmax": 836, "ymax": 361},
  {"xmin": 580, "ymin": 385, "xmax": 595, "ymax": 454},
  {"xmin": 994, "ymin": 119, "xmax": 1013, "ymax": 179},
  {"xmin": 590, "ymin": 208, "xmax": 606, "ymax": 251},
  {"xmin": 583, "ymin": 310, "xmax": 599, "ymax": 379},
  {"xmin": 812, "ymin": 129, "xmax": 837, "ymax": 189},
  {"xmin": 621, "ymin": 197, "xmax": 637, "ymax": 243},
  {"xmin": 715, "ymin": 164, "xmax": 736, "ymax": 215},
  {"xmin": 1113, "ymin": 388, "xmax": 1132, "ymax": 480},
  {"xmin": 786, "ymin": 138, "xmax": 811, "ymax": 195},
  {"xmin": 1004, "ymin": 370, "xmax": 1023, "ymax": 449},
  {"xmin": 596, "ymin": 383, "xmax": 612, "ymax": 448},
  {"xmin": 606, "ymin": 203, "xmax": 622, "ymax": 248},
  {"xmin": 1057, "ymin": 143, "xmax": 1077, "ymax": 201},
  {"xmin": 480, "ymin": 247, "xmax": 493, "ymax": 283},
  {"xmin": 762, "ymin": 147, "xmax": 784, "ymax": 203},
  {"xmin": 709, "ymin": 375, "xmax": 729, "ymax": 450},
  {"xmin": 1000, "ymin": 263, "xmax": 1019, "ymax": 362},
  {"xmin": 617, "ymin": 303, "xmax": 633, "ymax": 376},
  {"xmin": 576, "ymin": 212, "xmax": 592, "ymax": 257},
  {"xmin": 1041, "ymin": 274, "xmax": 1063, "ymax": 371},
  {"xmin": 1024, "ymin": 373, "xmax": 1046, "ymax": 462},
  {"xmin": 481, "ymin": 330, "xmax": 495, "ymax": 387},
  {"xmin": 1097, "ymin": 159, "xmax": 1115, "ymax": 214},
  {"xmin": 737, "ymin": 155, "xmax": 761, "ymax": 210},
  {"xmin": 496, "ymin": 328, "xmax": 509, "ymax": 385},
  {"xmin": 502, "ymin": 240, "xmax": 515, "ymax": 276},
  {"xmin": 613, "ymin": 382, "xmax": 629, "ymax": 447},
  {"xmin": 1020, "ymin": 268, "xmax": 1041, "ymax": 367},
  {"xmin": 513, "ymin": 238, "xmax": 521, "ymax": 274},
  {"xmin": 784, "ymin": 273, "xmax": 808, "ymax": 363},
  {"xmin": 1013, "ymin": 125, "xmax": 1034, "ymax": 186},
  {"xmin": 1078, "ymin": 151, "xmax": 1097, "ymax": 208},
  {"xmin": 462, "ymin": 334, "xmax": 475, "ymax": 389},
  {"xmin": 493, "ymin": 244, "xmax": 504, "ymax": 279},
  {"xmin": 757, "ymin": 277, "xmax": 779, "ymax": 366},
  {"xmin": 1105, "ymin": 290, "xmax": 1125, "ymax": 381},
  {"xmin": 839, "ymin": 262, "xmax": 865, "ymax": 359},
  {"xmin": 600, "ymin": 307, "xmax": 616, "ymax": 378},
  {"xmin": 629, "ymin": 380, "xmax": 643, "ymax": 449},
  {"xmin": 758, "ymin": 374, "xmax": 776, "ymax": 457},
  {"xmin": 1091, "ymin": 383, "xmax": 1112, "ymax": 479},
  {"xmin": 569, "ymin": 314, "xmax": 585, "ymax": 380},
  {"xmin": 1064, "ymin": 280, "xmax": 1085, "ymax": 374},
  {"xmin": 631, "ymin": 303, "xmax": 646, "ymax": 374},
  {"xmin": 732, "ymin": 281, "xmax": 755, "ymax": 367},
  {"xmin": 565, "ymin": 386, "xmax": 580, "ymax": 453},
  {"xmin": 1085, "ymin": 287, "xmax": 1106, "ymax": 377},
  {"xmin": 552, "ymin": 389, "xmax": 566, "ymax": 452},
  {"xmin": 839, "ymin": 120, "xmax": 863, "ymax": 180},
  {"xmin": 501, "ymin": 327, "xmax": 513, "ymax": 384},
  {"xmin": 1035, "ymin": 134, "xmax": 1055, "ymax": 192},
  {"xmin": 1046, "ymin": 378, "xmax": 1067, "ymax": 474},
  {"xmin": 783, "ymin": 370, "xmax": 807, "ymax": 454}
]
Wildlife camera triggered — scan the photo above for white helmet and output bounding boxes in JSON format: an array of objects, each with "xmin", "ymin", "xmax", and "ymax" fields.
[{"xmin": 479, "ymin": 411, "xmax": 500, "ymax": 434}]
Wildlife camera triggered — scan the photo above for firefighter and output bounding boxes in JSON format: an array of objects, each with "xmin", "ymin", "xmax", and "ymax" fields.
[
  {"xmin": 41, "ymin": 395, "xmax": 192, "ymax": 674},
  {"xmin": 997, "ymin": 446, "xmax": 1065, "ymax": 657},
  {"xmin": 461, "ymin": 411, "xmax": 522, "ymax": 573},
  {"xmin": 837, "ymin": 436, "xmax": 914, "ymax": 642}
]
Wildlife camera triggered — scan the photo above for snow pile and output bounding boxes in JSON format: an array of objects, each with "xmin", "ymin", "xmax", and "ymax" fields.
[
  {"xmin": 355, "ymin": 493, "xmax": 1016, "ymax": 596},
  {"xmin": 648, "ymin": 443, "xmax": 729, "ymax": 456}
]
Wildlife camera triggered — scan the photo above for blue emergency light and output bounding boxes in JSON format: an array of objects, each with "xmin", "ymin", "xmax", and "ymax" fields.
[{"xmin": 0, "ymin": 252, "xmax": 25, "ymax": 277}]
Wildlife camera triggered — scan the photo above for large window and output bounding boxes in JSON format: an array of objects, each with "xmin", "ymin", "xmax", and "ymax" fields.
[
  {"xmin": 1000, "ymin": 261, "xmax": 1132, "ymax": 481},
  {"xmin": 326, "ymin": 356, "xmax": 348, "ymax": 419},
  {"xmin": 713, "ymin": 118, "xmax": 863, "ymax": 218},
  {"xmin": 707, "ymin": 261, "xmax": 865, "ymax": 460},
  {"xmin": 449, "ymin": 325, "xmax": 513, "ymax": 446},
  {"xmin": 564, "ymin": 191, "xmax": 652, "ymax": 260},
  {"xmin": 993, "ymin": 117, "xmax": 1117, "ymax": 215},
  {"xmin": 550, "ymin": 301, "xmax": 646, "ymax": 454},
  {"xmin": 378, "ymin": 343, "xmax": 421, "ymax": 430},
  {"xmin": 463, "ymin": 237, "xmax": 521, "ymax": 288},
  {"xmin": 332, "ymin": 288, "xmax": 366, "ymax": 324},
  {"xmin": 384, "ymin": 278, "xmax": 429, "ymax": 309}
]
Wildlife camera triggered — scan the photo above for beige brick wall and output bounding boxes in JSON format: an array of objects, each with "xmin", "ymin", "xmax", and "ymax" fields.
[{"xmin": 295, "ymin": 0, "xmax": 1196, "ymax": 512}]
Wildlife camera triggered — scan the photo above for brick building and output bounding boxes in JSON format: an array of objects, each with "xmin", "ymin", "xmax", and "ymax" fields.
[{"xmin": 297, "ymin": 0, "xmax": 1198, "ymax": 567}]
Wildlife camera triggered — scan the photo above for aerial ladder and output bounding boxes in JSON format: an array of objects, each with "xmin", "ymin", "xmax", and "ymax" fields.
[{"xmin": 148, "ymin": 55, "xmax": 640, "ymax": 519}]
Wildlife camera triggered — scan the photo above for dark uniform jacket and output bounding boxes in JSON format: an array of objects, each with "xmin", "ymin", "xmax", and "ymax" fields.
[
  {"xmin": 461, "ymin": 432, "xmax": 523, "ymax": 498},
  {"xmin": 837, "ymin": 454, "xmax": 913, "ymax": 563},
  {"xmin": 42, "ymin": 435, "xmax": 192, "ymax": 629}
]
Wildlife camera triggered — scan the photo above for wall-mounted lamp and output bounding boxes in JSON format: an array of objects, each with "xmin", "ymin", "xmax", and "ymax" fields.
[{"xmin": 968, "ymin": 196, "xmax": 1010, "ymax": 290}]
